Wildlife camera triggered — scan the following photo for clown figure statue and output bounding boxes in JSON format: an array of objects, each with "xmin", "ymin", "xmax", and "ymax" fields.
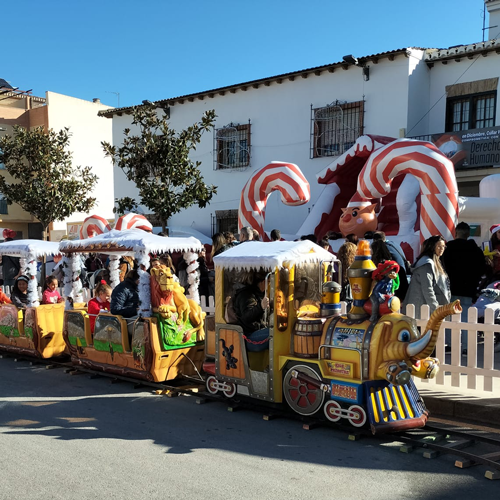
[{"xmin": 368, "ymin": 260, "xmax": 400, "ymax": 323}]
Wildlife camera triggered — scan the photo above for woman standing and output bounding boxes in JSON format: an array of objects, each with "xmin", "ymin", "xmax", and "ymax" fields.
[{"xmin": 403, "ymin": 235, "xmax": 450, "ymax": 318}]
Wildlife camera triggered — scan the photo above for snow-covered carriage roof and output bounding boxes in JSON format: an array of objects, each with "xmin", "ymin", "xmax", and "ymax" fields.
[
  {"xmin": 214, "ymin": 241, "xmax": 337, "ymax": 271},
  {"xmin": 0, "ymin": 239, "xmax": 61, "ymax": 258},
  {"xmin": 59, "ymin": 229, "xmax": 203, "ymax": 255}
]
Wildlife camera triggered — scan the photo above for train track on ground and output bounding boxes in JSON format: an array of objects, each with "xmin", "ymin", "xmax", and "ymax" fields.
[{"xmin": 3, "ymin": 353, "xmax": 500, "ymax": 480}]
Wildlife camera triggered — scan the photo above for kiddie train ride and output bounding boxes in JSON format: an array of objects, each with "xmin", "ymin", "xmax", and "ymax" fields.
[
  {"xmin": 203, "ymin": 239, "xmax": 461, "ymax": 434},
  {"xmin": 59, "ymin": 227, "xmax": 206, "ymax": 382},
  {"xmin": 0, "ymin": 239, "xmax": 67, "ymax": 359}
]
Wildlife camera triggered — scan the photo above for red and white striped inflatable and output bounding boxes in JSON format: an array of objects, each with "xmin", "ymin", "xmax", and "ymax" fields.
[
  {"xmin": 115, "ymin": 213, "xmax": 153, "ymax": 232},
  {"xmin": 80, "ymin": 215, "xmax": 112, "ymax": 239},
  {"xmin": 355, "ymin": 139, "xmax": 458, "ymax": 242},
  {"xmin": 238, "ymin": 162, "xmax": 310, "ymax": 240}
]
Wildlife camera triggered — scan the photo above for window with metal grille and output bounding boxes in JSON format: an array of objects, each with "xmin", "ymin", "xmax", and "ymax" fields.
[
  {"xmin": 446, "ymin": 92, "xmax": 496, "ymax": 132},
  {"xmin": 311, "ymin": 100, "xmax": 364, "ymax": 158},
  {"xmin": 212, "ymin": 209, "xmax": 238, "ymax": 236},
  {"xmin": 214, "ymin": 123, "xmax": 251, "ymax": 170}
]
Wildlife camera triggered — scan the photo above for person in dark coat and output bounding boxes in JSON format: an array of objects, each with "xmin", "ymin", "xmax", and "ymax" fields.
[
  {"xmin": 443, "ymin": 222, "xmax": 487, "ymax": 351},
  {"xmin": 110, "ymin": 269, "xmax": 140, "ymax": 318},
  {"xmin": 197, "ymin": 248, "xmax": 211, "ymax": 304},
  {"xmin": 233, "ymin": 271, "xmax": 270, "ymax": 352}
]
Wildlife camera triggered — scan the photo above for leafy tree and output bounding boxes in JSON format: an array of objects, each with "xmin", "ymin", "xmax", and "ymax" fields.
[
  {"xmin": 102, "ymin": 105, "xmax": 217, "ymax": 231},
  {"xmin": 0, "ymin": 126, "xmax": 98, "ymax": 240}
]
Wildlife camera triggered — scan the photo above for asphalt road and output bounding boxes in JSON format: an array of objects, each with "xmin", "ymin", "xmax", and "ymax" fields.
[{"xmin": 0, "ymin": 357, "xmax": 498, "ymax": 500}]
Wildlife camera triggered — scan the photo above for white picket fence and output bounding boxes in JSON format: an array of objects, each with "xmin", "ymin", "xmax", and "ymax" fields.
[{"xmin": 405, "ymin": 303, "xmax": 500, "ymax": 393}]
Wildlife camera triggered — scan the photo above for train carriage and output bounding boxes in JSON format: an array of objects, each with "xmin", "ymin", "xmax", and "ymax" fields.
[
  {"xmin": 0, "ymin": 239, "xmax": 66, "ymax": 358},
  {"xmin": 59, "ymin": 229, "xmax": 206, "ymax": 382},
  {"xmin": 203, "ymin": 240, "xmax": 460, "ymax": 433}
]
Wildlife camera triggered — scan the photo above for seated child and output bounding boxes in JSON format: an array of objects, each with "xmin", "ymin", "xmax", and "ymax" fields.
[
  {"xmin": 87, "ymin": 280, "xmax": 112, "ymax": 333},
  {"xmin": 11, "ymin": 275, "xmax": 29, "ymax": 309},
  {"xmin": 41, "ymin": 276, "xmax": 65, "ymax": 305}
]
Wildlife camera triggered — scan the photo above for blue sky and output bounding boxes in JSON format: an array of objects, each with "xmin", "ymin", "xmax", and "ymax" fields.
[{"xmin": 2, "ymin": 0, "xmax": 492, "ymax": 108}]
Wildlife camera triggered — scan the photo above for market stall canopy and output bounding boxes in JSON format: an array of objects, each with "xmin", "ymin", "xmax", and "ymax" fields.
[
  {"xmin": 214, "ymin": 240, "xmax": 337, "ymax": 271},
  {"xmin": 0, "ymin": 239, "xmax": 61, "ymax": 258},
  {"xmin": 58, "ymin": 229, "xmax": 203, "ymax": 255}
]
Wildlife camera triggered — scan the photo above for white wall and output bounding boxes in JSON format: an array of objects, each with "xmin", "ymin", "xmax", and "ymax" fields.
[
  {"xmin": 46, "ymin": 92, "xmax": 114, "ymax": 233},
  {"xmin": 407, "ymin": 49, "xmax": 431, "ymax": 137},
  {"xmin": 111, "ymin": 55, "xmax": 413, "ymax": 238}
]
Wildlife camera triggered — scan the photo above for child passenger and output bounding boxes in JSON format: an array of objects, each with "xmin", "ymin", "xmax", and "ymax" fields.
[
  {"xmin": 41, "ymin": 276, "xmax": 65, "ymax": 304},
  {"xmin": 87, "ymin": 280, "xmax": 112, "ymax": 333},
  {"xmin": 10, "ymin": 275, "xmax": 29, "ymax": 309}
]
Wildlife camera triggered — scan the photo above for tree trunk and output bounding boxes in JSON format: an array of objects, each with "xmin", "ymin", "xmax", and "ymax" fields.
[{"xmin": 41, "ymin": 223, "xmax": 49, "ymax": 285}]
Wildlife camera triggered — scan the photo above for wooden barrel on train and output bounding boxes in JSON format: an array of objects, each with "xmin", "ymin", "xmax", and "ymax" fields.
[{"xmin": 293, "ymin": 317, "xmax": 326, "ymax": 358}]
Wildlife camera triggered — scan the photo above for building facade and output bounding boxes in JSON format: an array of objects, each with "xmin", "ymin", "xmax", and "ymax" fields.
[
  {"xmin": 102, "ymin": 1, "xmax": 500, "ymax": 239},
  {"xmin": 0, "ymin": 84, "xmax": 114, "ymax": 240}
]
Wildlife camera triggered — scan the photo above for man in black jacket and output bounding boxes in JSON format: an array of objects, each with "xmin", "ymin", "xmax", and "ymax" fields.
[
  {"xmin": 233, "ymin": 271, "xmax": 270, "ymax": 352},
  {"xmin": 443, "ymin": 222, "xmax": 487, "ymax": 352}
]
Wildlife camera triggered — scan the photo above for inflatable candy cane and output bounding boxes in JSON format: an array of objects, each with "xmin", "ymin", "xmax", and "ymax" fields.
[
  {"xmin": 355, "ymin": 139, "xmax": 458, "ymax": 243},
  {"xmin": 115, "ymin": 213, "xmax": 153, "ymax": 232},
  {"xmin": 80, "ymin": 215, "xmax": 112, "ymax": 239},
  {"xmin": 239, "ymin": 162, "xmax": 310, "ymax": 240}
]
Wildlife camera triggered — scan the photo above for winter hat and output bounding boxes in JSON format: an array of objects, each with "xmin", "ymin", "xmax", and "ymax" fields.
[{"xmin": 490, "ymin": 224, "xmax": 500, "ymax": 236}]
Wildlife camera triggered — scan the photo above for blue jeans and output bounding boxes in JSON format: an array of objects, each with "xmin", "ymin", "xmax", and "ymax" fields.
[
  {"xmin": 245, "ymin": 328, "xmax": 269, "ymax": 352},
  {"xmin": 445, "ymin": 295, "xmax": 473, "ymax": 349}
]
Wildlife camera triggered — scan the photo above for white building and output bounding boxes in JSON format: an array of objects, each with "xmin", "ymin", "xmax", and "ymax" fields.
[{"xmin": 101, "ymin": 0, "xmax": 500, "ymax": 239}]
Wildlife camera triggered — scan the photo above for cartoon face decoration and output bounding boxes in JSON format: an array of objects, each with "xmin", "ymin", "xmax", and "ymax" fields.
[{"xmin": 339, "ymin": 204, "xmax": 378, "ymax": 238}]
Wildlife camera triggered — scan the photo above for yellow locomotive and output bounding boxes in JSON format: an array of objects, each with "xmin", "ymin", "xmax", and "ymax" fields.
[{"xmin": 203, "ymin": 240, "xmax": 460, "ymax": 433}]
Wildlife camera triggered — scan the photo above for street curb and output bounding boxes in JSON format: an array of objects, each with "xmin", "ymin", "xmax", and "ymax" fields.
[{"xmin": 424, "ymin": 394, "xmax": 500, "ymax": 427}]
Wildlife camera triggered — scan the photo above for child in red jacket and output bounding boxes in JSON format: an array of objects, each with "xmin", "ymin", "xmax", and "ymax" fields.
[{"xmin": 88, "ymin": 280, "xmax": 112, "ymax": 333}]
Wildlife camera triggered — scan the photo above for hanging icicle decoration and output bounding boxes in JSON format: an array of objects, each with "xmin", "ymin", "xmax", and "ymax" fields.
[
  {"xmin": 62, "ymin": 255, "xmax": 73, "ymax": 300},
  {"xmin": 135, "ymin": 248, "xmax": 151, "ymax": 318},
  {"xmin": 183, "ymin": 251, "xmax": 200, "ymax": 303},
  {"xmin": 23, "ymin": 256, "xmax": 40, "ymax": 307},
  {"xmin": 108, "ymin": 255, "xmax": 120, "ymax": 289},
  {"xmin": 72, "ymin": 254, "xmax": 84, "ymax": 304}
]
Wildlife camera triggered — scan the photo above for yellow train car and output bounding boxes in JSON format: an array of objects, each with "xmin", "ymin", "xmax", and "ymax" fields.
[
  {"xmin": 0, "ymin": 239, "xmax": 66, "ymax": 359},
  {"xmin": 203, "ymin": 240, "xmax": 458, "ymax": 433},
  {"xmin": 60, "ymin": 229, "xmax": 205, "ymax": 382}
]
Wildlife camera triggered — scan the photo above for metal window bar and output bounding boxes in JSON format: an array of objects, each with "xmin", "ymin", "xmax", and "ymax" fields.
[
  {"xmin": 214, "ymin": 122, "xmax": 251, "ymax": 170},
  {"xmin": 215, "ymin": 209, "xmax": 239, "ymax": 235},
  {"xmin": 310, "ymin": 100, "xmax": 364, "ymax": 158}
]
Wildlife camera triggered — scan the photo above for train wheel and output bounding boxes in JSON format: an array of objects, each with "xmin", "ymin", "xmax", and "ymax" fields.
[
  {"xmin": 283, "ymin": 364, "xmax": 325, "ymax": 416},
  {"xmin": 222, "ymin": 382, "xmax": 237, "ymax": 398},
  {"xmin": 324, "ymin": 400, "xmax": 342, "ymax": 422},
  {"xmin": 347, "ymin": 405, "xmax": 367, "ymax": 427},
  {"xmin": 206, "ymin": 375, "xmax": 219, "ymax": 395}
]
